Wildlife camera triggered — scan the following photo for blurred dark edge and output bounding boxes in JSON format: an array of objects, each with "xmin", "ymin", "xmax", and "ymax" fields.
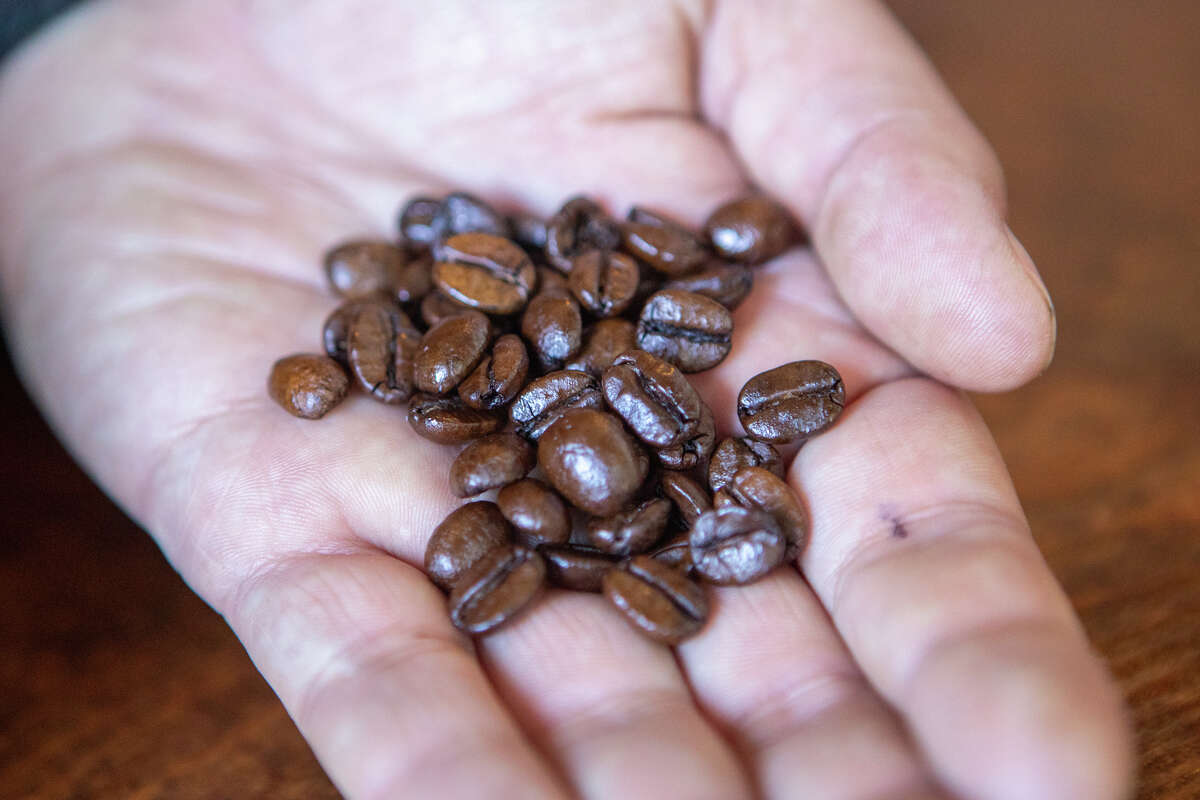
[{"xmin": 0, "ymin": 0, "xmax": 82, "ymax": 61}]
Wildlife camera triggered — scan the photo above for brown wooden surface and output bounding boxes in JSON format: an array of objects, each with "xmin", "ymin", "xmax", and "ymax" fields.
[{"xmin": 2, "ymin": 2, "xmax": 1198, "ymax": 798}]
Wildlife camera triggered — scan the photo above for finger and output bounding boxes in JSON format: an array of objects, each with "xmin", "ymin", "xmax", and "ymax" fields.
[
  {"xmin": 700, "ymin": 0, "xmax": 1056, "ymax": 391},
  {"xmin": 794, "ymin": 378, "xmax": 1132, "ymax": 800},
  {"xmin": 226, "ymin": 550, "xmax": 568, "ymax": 799}
]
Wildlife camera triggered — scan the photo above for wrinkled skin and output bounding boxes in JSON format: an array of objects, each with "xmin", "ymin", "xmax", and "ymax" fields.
[{"xmin": 0, "ymin": 2, "xmax": 1130, "ymax": 799}]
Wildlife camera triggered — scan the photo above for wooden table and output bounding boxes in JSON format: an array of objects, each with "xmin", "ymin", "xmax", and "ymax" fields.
[{"xmin": 2, "ymin": 2, "xmax": 1197, "ymax": 797}]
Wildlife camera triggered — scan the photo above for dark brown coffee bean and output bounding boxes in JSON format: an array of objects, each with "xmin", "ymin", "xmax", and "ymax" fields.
[
  {"xmin": 708, "ymin": 437, "xmax": 784, "ymax": 493},
  {"xmin": 510, "ymin": 212, "xmax": 548, "ymax": 253},
  {"xmin": 568, "ymin": 250, "xmax": 639, "ymax": 317},
  {"xmin": 703, "ymin": 194, "xmax": 800, "ymax": 264},
  {"xmin": 587, "ymin": 497, "xmax": 672, "ymax": 556},
  {"xmin": 433, "ymin": 192, "xmax": 510, "ymax": 248},
  {"xmin": 649, "ymin": 532, "xmax": 693, "ymax": 572},
  {"xmin": 601, "ymin": 350, "xmax": 702, "ymax": 448},
  {"xmin": 346, "ymin": 302, "xmax": 421, "ymax": 404},
  {"xmin": 398, "ymin": 196, "xmax": 442, "ymax": 252},
  {"xmin": 408, "ymin": 394, "xmax": 503, "ymax": 444},
  {"xmin": 656, "ymin": 401, "xmax": 716, "ymax": 471},
  {"xmin": 564, "ymin": 319, "xmax": 638, "ymax": 377},
  {"xmin": 535, "ymin": 265, "xmax": 571, "ymax": 298},
  {"xmin": 393, "ymin": 252, "xmax": 434, "ymax": 304},
  {"xmin": 457, "ymin": 334, "xmax": 530, "ymax": 411},
  {"xmin": 737, "ymin": 360, "xmax": 845, "ymax": 444},
  {"xmin": 725, "ymin": 467, "xmax": 809, "ymax": 560},
  {"xmin": 544, "ymin": 196, "xmax": 622, "ymax": 272},
  {"xmin": 520, "ymin": 292, "xmax": 583, "ymax": 370},
  {"xmin": 538, "ymin": 408, "xmax": 648, "ymax": 516},
  {"xmin": 323, "ymin": 297, "xmax": 384, "ymax": 364},
  {"xmin": 540, "ymin": 544, "xmax": 620, "ymax": 592},
  {"xmin": 712, "ymin": 489, "xmax": 737, "ymax": 509},
  {"xmin": 268, "ymin": 354, "xmax": 349, "ymax": 419},
  {"xmin": 448, "ymin": 544, "xmax": 545, "ymax": 635},
  {"xmin": 497, "ymin": 479, "xmax": 571, "ymax": 547},
  {"xmin": 419, "ymin": 291, "xmax": 472, "ymax": 329},
  {"xmin": 622, "ymin": 207, "xmax": 708, "ymax": 277},
  {"xmin": 637, "ymin": 290, "xmax": 733, "ymax": 373},
  {"xmin": 323, "ymin": 240, "xmax": 407, "ymax": 299},
  {"xmin": 432, "ymin": 233, "xmax": 537, "ymax": 315},
  {"xmin": 414, "ymin": 310, "xmax": 491, "ymax": 395},
  {"xmin": 659, "ymin": 472, "xmax": 711, "ymax": 528},
  {"xmin": 602, "ymin": 555, "xmax": 708, "ymax": 644},
  {"xmin": 509, "ymin": 370, "xmax": 603, "ymax": 441},
  {"xmin": 689, "ymin": 506, "xmax": 785, "ymax": 585},
  {"xmin": 424, "ymin": 501, "xmax": 513, "ymax": 591},
  {"xmin": 663, "ymin": 261, "xmax": 753, "ymax": 310},
  {"xmin": 449, "ymin": 433, "xmax": 536, "ymax": 497}
]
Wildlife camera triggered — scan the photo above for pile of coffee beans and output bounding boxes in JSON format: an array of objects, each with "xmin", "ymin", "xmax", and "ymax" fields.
[{"xmin": 268, "ymin": 192, "xmax": 845, "ymax": 644}]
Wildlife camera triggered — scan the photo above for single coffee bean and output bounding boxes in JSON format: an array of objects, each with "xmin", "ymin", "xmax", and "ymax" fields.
[
  {"xmin": 414, "ymin": 310, "xmax": 491, "ymax": 395},
  {"xmin": 419, "ymin": 291, "xmax": 473, "ymax": 329},
  {"xmin": 393, "ymin": 252, "xmax": 434, "ymax": 304},
  {"xmin": 457, "ymin": 334, "xmax": 530, "ymax": 411},
  {"xmin": 323, "ymin": 297, "xmax": 386, "ymax": 364},
  {"xmin": 432, "ymin": 233, "xmax": 537, "ymax": 315},
  {"xmin": 737, "ymin": 360, "xmax": 845, "ymax": 444},
  {"xmin": 544, "ymin": 196, "xmax": 622, "ymax": 273},
  {"xmin": 656, "ymin": 401, "xmax": 716, "ymax": 471},
  {"xmin": 587, "ymin": 497, "xmax": 672, "ymax": 556},
  {"xmin": 637, "ymin": 290, "xmax": 733, "ymax": 373},
  {"xmin": 659, "ymin": 472, "xmax": 711, "ymax": 528},
  {"xmin": 540, "ymin": 544, "xmax": 620, "ymax": 592},
  {"xmin": 725, "ymin": 467, "xmax": 809, "ymax": 560},
  {"xmin": 398, "ymin": 196, "xmax": 443, "ymax": 252},
  {"xmin": 510, "ymin": 212, "xmax": 548, "ymax": 253},
  {"xmin": 568, "ymin": 250, "xmax": 639, "ymax": 317},
  {"xmin": 424, "ymin": 501, "xmax": 513, "ymax": 590},
  {"xmin": 323, "ymin": 240, "xmax": 407, "ymax": 299},
  {"xmin": 346, "ymin": 302, "xmax": 422, "ymax": 404},
  {"xmin": 622, "ymin": 207, "xmax": 708, "ymax": 277},
  {"xmin": 520, "ymin": 292, "xmax": 583, "ymax": 370},
  {"xmin": 449, "ymin": 433, "xmax": 536, "ymax": 497},
  {"xmin": 509, "ymin": 370, "xmax": 603, "ymax": 441},
  {"xmin": 689, "ymin": 506, "xmax": 785, "ymax": 586},
  {"xmin": 268, "ymin": 353, "xmax": 349, "ymax": 419},
  {"xmin": 703, "ymin": 194, "xmax": 799, "ymax": 265},
  {"xmin": 663, "ymin": 261, "xmax": 753, "ymax": 310},
  {"xmin": 708, "ymin": 436, "xmax": 784, "ymax": 493},
  {"xmin": 496, "ymin": 478, "xmax": 571, "ymax": 547},
  {"xmin": 564, "ymin": 319, "xmax": 638, "ymax": 377},
  {"xmin": 648, "ymin": 532, "xmax": 693, "ymax": 572},
  {"xmin": 601, "ymin": 350, "xmax": 702, "ymax": 448},
  {"xmin": 448, "ymin": 544, "xmax": 545, "ymax": 635},
  {"xmin": 602, "ymin": 555, "xmax": 708, "ymax": 644},
  {"xmin": 432, "ymin": 192, "xmax": 510, "ymax": 249},
  {"xmin": 537, "ymin": 408, "xmax": 648, "ymax": 516},
  {"xmin": 408, "ymin": 393, "xmax": 503, "ymax": 444}
]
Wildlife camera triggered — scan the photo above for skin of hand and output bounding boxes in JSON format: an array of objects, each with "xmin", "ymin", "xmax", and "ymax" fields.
[{"xmin": 0, "ymin": 2, "xmax": 1132, "ymax": 799}]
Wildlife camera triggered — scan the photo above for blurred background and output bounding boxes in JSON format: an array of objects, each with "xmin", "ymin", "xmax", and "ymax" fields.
[{"xmin": 1, "ymin": 1, "xmax": 1197, "ymax": 797}]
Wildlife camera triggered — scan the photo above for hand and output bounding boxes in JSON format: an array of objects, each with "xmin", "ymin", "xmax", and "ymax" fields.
[{"xmin": 0, "ymin": 2, "xmax": 1131, "ymax": 798}]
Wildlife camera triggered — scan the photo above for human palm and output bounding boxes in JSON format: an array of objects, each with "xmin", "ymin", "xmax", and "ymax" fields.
[{"xmin": 0, "ymin": 2, "xmax": 1130, "ymax": 798}]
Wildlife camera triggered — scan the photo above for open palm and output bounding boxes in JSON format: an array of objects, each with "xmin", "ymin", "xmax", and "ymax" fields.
[{"xmin": 0, "ymin": 2, "xmax": 1130, "ymax": 798}]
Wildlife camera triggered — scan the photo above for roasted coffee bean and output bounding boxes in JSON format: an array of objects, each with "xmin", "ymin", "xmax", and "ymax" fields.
[
  {"xmin": 509, "ymin": 370, "xmax": 603, "ymax": 440},
  {"xmin": 398, "ymin": 196, "xmax": 443, "ymax": 252},
  {"xmin": 424, "ymin": 501, "xmax": 513, "ymax": 590},
  {"xmin": 520, "ymin": 292, "xmax": 583, "ymax": 370},
  {"xmin": 622, "ymin": 207, "xmax": 708, "ymax": 277},
  {"xmin": 568, "ymin": 250, "xmax": 639, "ymax": 317},
  {"xmin": 544, "ymin": 196, "xmax": 622, "ymax": 272},
  {"xmin": 656, "ymin": 401, "xmax": 715, "ymax": 470},
  {"xmin": 725, "ymin": 467, "xmax": 809, "ymax": 559},
  {"xmin": 268, "ymin": 354, "xmax": 349, "ymax": 419},
  {"xmin": 497, "ymin": 479, "xmax": 571, "ymax": 547},
  {"xmin": 535, "ymin": 265, "xmax": 571, "ymax": 298},
  {"xmin": 602, "ymin": 555, "xmax": 708, "ymax": 644},
  {"xmin": 637, "ymin": 290, "xmax": 733, "ymax": 373},
  {"xmin": 540, "ymin": 544, "xmax": 620, "ymax": 592},
  {"xmin": 393, "ymin": 252, "xmax": 434, "ymax": 304},
  {"xmin": 419, "ymin": 290, "xmax": 472, "ymax": 329},
  {"xmin": 564, "ymin": 319, "xmax": 638, "ymax": 377},
  {"xmin": 414, "ymin": 310, "xmax": 491, "ymax": 395},
  {"xmin": 432, "ymin": 233, "xmax": 537, "ymax": 315},
  {"xmin": 649, "ymin": 532, "xmax": 693, "ymax": 572},
  {"xmin": 510, "ymin": 212, "xmax": 548, "ymax": 253},
  {"xmin": 322, "ymin": 297, "xmax": 381, "ymax": 364},
  {"xmin": 659, "ymin": 472, "xmax": 711, "ymax": 527},
  {"xmin": 689, "ymin": 506, "xmax": 785, "ymax": 585},
  {"xmin": 703, "ymin": 194, "xmax": 799, "ymax": 265},
  {"xmin": 708, "ymin": 436, "xmax": 784, "ymax": 493},
  {"xmin": 457, "ymin": 334, "xmax": 530, "ymax": 411},
  {"xmin": 449, "ymin": 433, "xmax": 536, "ymax": 497},
  {"xmin": 432, "ymin": 191, "xmax": 510, "ymax": 249},
  {"xmin": 737, "ymin": 360, "xmax": 845, "ymax": 444},
  {"xmin": 448, "ymin": 544, "xmax": 545, "ymax": 635},
  {"xmin": 663, "ymin": 261, "xmax": 753, "ymax": 310},
  {"xmin": 408, "ymin": 393, "xmax": 503, "ymax": 444},
  {"xmin": 346, "ymin": 302, "xmax": 421, "ymax": 404},
  {"xmin": 587, "ymin": 497, "xmax": 672, "ymax": 556},
  {"xmin": 602, "ymin": 350, "xmax": 702, "ymax": 448},
  {"xmin": 538, "ymin": 408, "xmax": 648, "ymax": 516},
  {"xmin": 712, "ymin": 489, "xmax": 737, "ymax": 508},
  {"xmin": 323, "ymin": 240, "xmax": 407, "ymax": 299}
]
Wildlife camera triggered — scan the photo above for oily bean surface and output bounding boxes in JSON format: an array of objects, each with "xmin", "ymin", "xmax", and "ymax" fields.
[
  {"xmin": 346, "ymin": 303, "xmax": 421, "ymax": 404},
  {"xmin": 568, "ymin": 250, "xmax": 639, "ymax": 317},
  {"xmin": 398, "ymin": 196, "xmax": 442, "ymax": 252},
  {"xmin": 689, "ymin": 506, "xmax": 785, "ymax": 586},
  {"xmin": 323, "ymin": 297, "xmax": 382, "ymax": 365},
  {"xmin": 433, "ymin": 233, "xmax": 537, "ymax": 315},
  {"xmin": 544, "ymin": 196, "xmax": 622, "ymax": 272},
  {"xmin": 414, "ymin": 310, "xmax": 491, "ymax": 395},
  {"xmin": 564, "ymin": 319, "xmax": 637, "ymax": 377},
  {"xmin": 420, "ymin": 291, "xmax": 473, "ymax": 329},
  {"xmin": 703, "ymin": 194, "xmax": 799, "ymax": 264},
  {"xmin": 726, "ymin": 466, "xmax": 809, "ymax": 559},
  {"xmin": 737, "ymin": 360, "xmax": 845, "ymax": 444},
  {"xmin": 621, "ymin": 208, "xmax": 708, "ymax": 277},
  {"xmin": 601, "ymin": 350, "xmax": 701, "ymax": 449},
  {"xmin": 496, "ymin": 479, "xmax": 571, "ymax": 547},
  {"xmin": 649, "ymin": 532, "xmax": 693, "ymax": 572},
  {"xmin": 449, "ymin": 433, "xmax": 536, "ymax": 497},
  {"xmin": 663, "ymin": 261, "xmax": 753, "ymax": 310},
  {"xmin": 708, "ymin": 437, "xmax": 784, "ymax": 493},
  {"xmin": 433, "ymin": 192, "xmax": 510, "ymax": 248},
  {"xmin": 323, "ymin": 240, "xmax": 406, "ymax": 299},
  {"xmin": 637, "ymin": 290, "xmax": 733, "ymax": 373},
  {"xmin": 268, "ymin": 354, "xmax": 348, "ymax": 419},
  {"xmin": 457, "ymin": 334, "xmax": 529, "ymax": 411},
  {"xmin": 540, "ymin": 544, "xmax": 620, "ymax": 592},
  {"xmin": 587, "ymin": 497, "xmax": 672, "ymax": 557},
  {"xmin": 448, "ymin": 545, "xmax": 545, "ymax": 635},
  {"xmin": 424, "ymin": 501, "xmax": 513, "ymax": 591},
  {"xmin": 408, "ymin": 394, "xmax": 502, "ymax": 444},
  {"xmin": 602, "ymin": 555, "xmax": 708, "ymax": 644},
  {"xmin": 659, "ymin": 472, "xmax": 711, "ymax": 528},
  {"xmin": 537, "ymin": 408, "xmax": 648, "ymax": 516},
  {"xmin": 656, "ymin": 401, "xmax": 715, "ymax": 471},
  {"xmin": 520, "ymin": 292, "xmax": 583, "ymax": 370},
  {"xmin": 509, "ymin": 370, "xmax": 603, "ymax": 441}
]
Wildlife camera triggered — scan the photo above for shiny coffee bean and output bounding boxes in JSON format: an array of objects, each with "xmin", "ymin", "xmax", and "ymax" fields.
[
  {"xmin": 414, "ymin": 310, "xmax": 491, "ymax": 395},
  {"xmin": 424, "ymin": 501, "xmax": 513, "ymax": 591},
  {"xmin": 637, "ymin": 290, "xmax": 733, "ymax": 373},
  {"xmin": 509, "ymin": 370, "xmax": 603, "ymax": 441},
  {"xmin": 725, "ymin": 467, "xmax": 809, "ymax": 559},
  {"xmin": 708, "ymin": 436, "xmax": 784, "ymax": 493},
  {"xmin": 346, "ymin": 302, "xmax": 421, "ymax": 404},
  {"xmin": 323, "ymin": 240, "xmax": 407, "ymax": 299},
  {"xmin": 510, "ymin": 212, "xmax": 548, "ymax": 253},
  {"xmin": 622, "ymin": 207, "xmax": 708, "ymax": 277},
  {"xmin": 408, "ymin": 393, "xmax": 503, "ymax": 444},
  {"xmin": 602, "ymin": 350, "xmax": 702, "ymax": 448},
  {"xmin": 712, "ymin": 489, "xmax": 737, "ymax": 509},
  {"xmin": 540, "ymin": 544, "xmax": 620, "ymax": 592},
  {"xmin": 448, "ymin": 544, "xmax": 545, "ymax": 635},
  {"xmin": 393, "ymin": 252, "xmax": 434, "ymax": 304},
  {"xmin": 602, "ymin": 555, "xmax": 708, "ymax": 644},
  {"xmin": 496, "ymin": 479, "xmax": 571, "ymax": 547},
  {"xmin": 568, "ymin": 250, "xmax": 639, "ymax": 317},
  {"xmin": 419, "ymin": 291, "xmax": 473, "ymax": 329},
  {"xmin": 659, "ymin": 471, "xmax": 711, "ymax": 527},
  {"xmin": 663, "ymin": 261, "xmax": 753, "ymax": 310},
  {"xmin": 268, "ymin": 354, "xmax": 349, "ymax": 419},
  {"xmin": 535, "ymin": 265, "xmax": 570, "ymax": 298},
  {"xmin": 737, "ymin": 360, "xmax": 845, "ymax": 444},
  {"xmin": 544, "ymin": 196, "xmax": 622, "ymax": 272},
  {"xmin": 564, "ymin": 319, "xmax": 638, "ymax": 377},
  {"xmin": 520, "ymin": 292, "xmax": 583, "ymax": 370},
  {"xmin": 322, "ymin": 297, "xmax": 383, "ymax": 364},
  {"xmin": 587, "ymin": 497, "xmax": 672, "ymax": 556},
  {"xmin": 538, "ymin": 408, "xmax": 648, "ymax": 516},
  {"xmin": 433, "ymin": 192, "xmax": 510, "ymax": 246},
  {"xmin": 432, "ymin": 233, "xmax": 537, "ymax": 315},
  {"xmin": 656, "ymin": 401, "xmax": 716, "ymax": 470},
  {"xmin": 649, "ymin": 532, "xmax": 693, "ymax": 572},
  {"xmin": 449, "ymin": 433, "xmax": 536, "ymax": 497},
  {"xmin": 398, "ymin": 196, "xmax": 442, "ymax": 252},
  {"xmin": 703, "ymin": 194, "xmax": 799, "ymax": 264},
  {"xmin": 457, "ymin": 334, "xmax": 530, "ymax": 411},
  {"xmin": 689, "ymin": 506, "xmax": 785, "ymax": 585}
]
